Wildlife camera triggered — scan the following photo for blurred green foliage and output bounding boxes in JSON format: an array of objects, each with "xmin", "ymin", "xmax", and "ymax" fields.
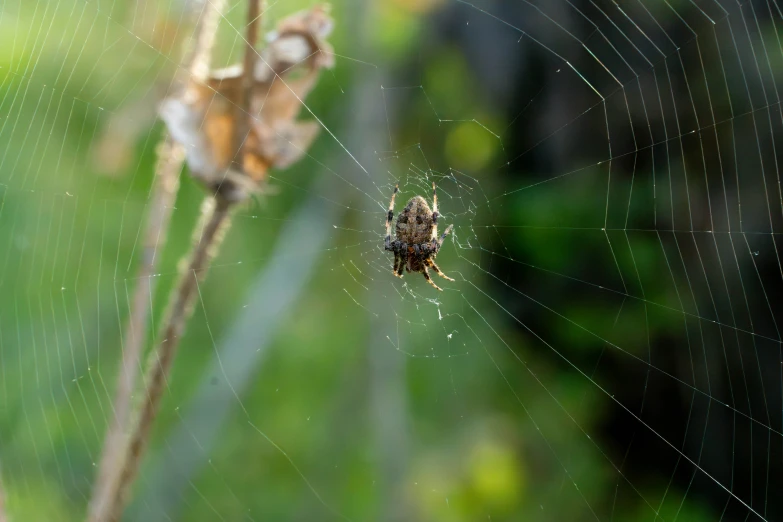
[{"xmin": 0, "ymin": 0, "xmax": 763, "ymax": 521}]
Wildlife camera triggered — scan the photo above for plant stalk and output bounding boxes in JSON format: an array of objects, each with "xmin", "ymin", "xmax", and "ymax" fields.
[
  {"xmin": 106, "ymin": 196, "xmax": 233, "ymax": 522},
  {"xmin": 87, "ymin": 139, "xmax": 184, "ymax": 522},
  {"xmin": 99, "ymin": 3, "xmax": 262, "ymax": 519},
  {"xmin": 87, "ymin": 0, "xmax": 225, "ymax": 520},
  {"xmin": 235, "ymin": 0, "xmax": 261, "ymax": 172}
]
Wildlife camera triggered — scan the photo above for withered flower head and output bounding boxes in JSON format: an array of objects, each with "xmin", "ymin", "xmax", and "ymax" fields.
[{"xmin": 160, "ymin": 4, "xmax": 334, "ymax": 202}]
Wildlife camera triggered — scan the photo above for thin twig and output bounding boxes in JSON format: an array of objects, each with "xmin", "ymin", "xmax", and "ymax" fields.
[
  {"xmin": 242, "ymin": 0, "xmax": 260, "ymax": 111},
  {"xmin": 106, "ymin": 196, "xmax": 233, "ymax": 522},
  {"xmin": 101, "ymin": 3, "xmax": 263, "ymax": 520},
  {"xmin": 87, "ymin": 0, "xmax": 225, "ymax": 521},
  {"xmin": 235, "ymin": 0, "xmax": 261, "ymax": 170},
  {"xmin": 128, "ymin": 184, "xmax": 339, "ymax": 519},
  {"xmin": 87, "ymin": 139, "xmax": 184, "ymax": 522}
]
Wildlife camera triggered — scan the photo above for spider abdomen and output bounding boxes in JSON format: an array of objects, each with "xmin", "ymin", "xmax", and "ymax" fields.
[{"xmin": 395, "ymin": 196, "xmax": 434, "ymax": 244}]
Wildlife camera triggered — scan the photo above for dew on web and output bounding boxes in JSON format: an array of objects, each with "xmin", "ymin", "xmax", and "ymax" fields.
[{"xmin": 1, "ymin": 0, "xmax": 783, "ymax": 521}]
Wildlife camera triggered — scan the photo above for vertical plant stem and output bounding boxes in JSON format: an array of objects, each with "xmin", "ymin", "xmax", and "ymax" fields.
[
  {"xmin": 242, "ymin": 0, "xmax": 260, "ymax": 109},
  {"xmin": 107, "ymin": 196, "xmax": 233, "ymax": 522},
  {"xmin": 102, "ymin": 2, "xmax": 263, "ymax": 519},
  {"xmin": 235, "ymin": 0, "xmax": 261, "ymax": 172},
  {"xmin": 87, "ymin": 139, "xmax": 184, "ymax": 522},
  {"xmin": 88, "ymin": 0, "xmax": 225, "ymax": 521}
]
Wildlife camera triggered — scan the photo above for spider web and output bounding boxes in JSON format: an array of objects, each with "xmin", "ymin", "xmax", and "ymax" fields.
[{"xmin": 0, "ymin": 0, "xmax": 782, "ymax": 521}]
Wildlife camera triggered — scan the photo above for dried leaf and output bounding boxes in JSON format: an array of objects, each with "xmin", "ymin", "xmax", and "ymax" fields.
[{"xmin": 159, "ymin": 4, "xmax": 335, "ymax": 202}]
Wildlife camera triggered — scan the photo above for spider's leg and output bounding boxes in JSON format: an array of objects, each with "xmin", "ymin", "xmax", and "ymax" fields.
[
  {"xmin": 392, "ymin": 253, "xmax": 403, "ymax": 278},
  {"xmin": 431, "ymin": 182, "xmax": 439, "ymax": 240},
  {"xmin": 385, "ymin": 184, "xmax": 399, "ymax": 251},
  {"xmin": 422, "ymin": 266, "xmax": 443, "ymax": 291},
  {"xmin": 427, "ymin": 259, "xmax": 455, "ymax": 282},
  {"xmin": 397, "ymin": 243, "xmax": 407, "ymax": 277},
  {"xmin": 435, "ymin": 224, "xmax": 454, "ymax": 250}
]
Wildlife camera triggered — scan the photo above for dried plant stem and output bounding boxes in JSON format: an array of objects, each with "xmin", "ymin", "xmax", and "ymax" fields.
[
  {"xmin": 87, "ymin": 139, "xmax": 184, "ymax": 522},
  {"xmin": 235, "ymin": 0, "xmax": 261, "ymax": 168},
  {"xmin": 106, "ymin": 196, "xmax": 233, "ymax": 522},
  {"xmin": 88, "ymin": 1, "xmax": 225, "ymax": 521},
  {"xmin": 99, "ymin": 3, "xmax": 262, "ymax": 518},
  {"xmin": 242, "ymin": 0, "xmax": 261, "ymax": 106},
  {"xmin": 92, "ymin": 2, "xmax": 267, "ymax": 519}
]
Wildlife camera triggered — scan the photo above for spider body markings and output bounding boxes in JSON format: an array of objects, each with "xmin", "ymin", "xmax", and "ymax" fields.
[{"xmin": 384, "ymin": 183, "xmax": 454, "ymax": 291}]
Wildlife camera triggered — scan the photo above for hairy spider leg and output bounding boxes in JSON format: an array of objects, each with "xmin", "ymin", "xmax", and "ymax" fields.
[
  {"xmin": 419, "ymin": 223, "xmax": 454, "ymax": 256},
  {"xmin": 426, "ymin": 259, "xmax": 454, "ymax": 281},
  {"xmin": 385, "ymin": 184, "xmax": 399, "ymax": 253},
  {"xmin": 392, "ymin": 253, "xmax": 403, "ymax": 278},
  {"xmin": 385, "ymin": 184, "xmax": 400, "ymax": 276},
  {"xmin": 431, "ymin": 182, "xmax": 439, "ymax": 240},
  {"xmin": 397, "ymin": 242, "xmax": 408, "ymax": 277},
  {"xmin": 422, "ymin": 266, "xmax": 443, "ymax": 291},
  {"xmin": 436, "ymin": 224, "xmax": 454, "ymax": 249}
]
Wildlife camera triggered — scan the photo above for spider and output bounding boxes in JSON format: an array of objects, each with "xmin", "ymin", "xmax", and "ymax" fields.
[{"xmin": 384, "ymin": 182, "xmax": 455, "ymax": 291}]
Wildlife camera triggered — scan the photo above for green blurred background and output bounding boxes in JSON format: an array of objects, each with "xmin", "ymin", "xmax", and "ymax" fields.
[{"xmin": 1, "ymin": 0, "xmax": 782, "ymax": 521}]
